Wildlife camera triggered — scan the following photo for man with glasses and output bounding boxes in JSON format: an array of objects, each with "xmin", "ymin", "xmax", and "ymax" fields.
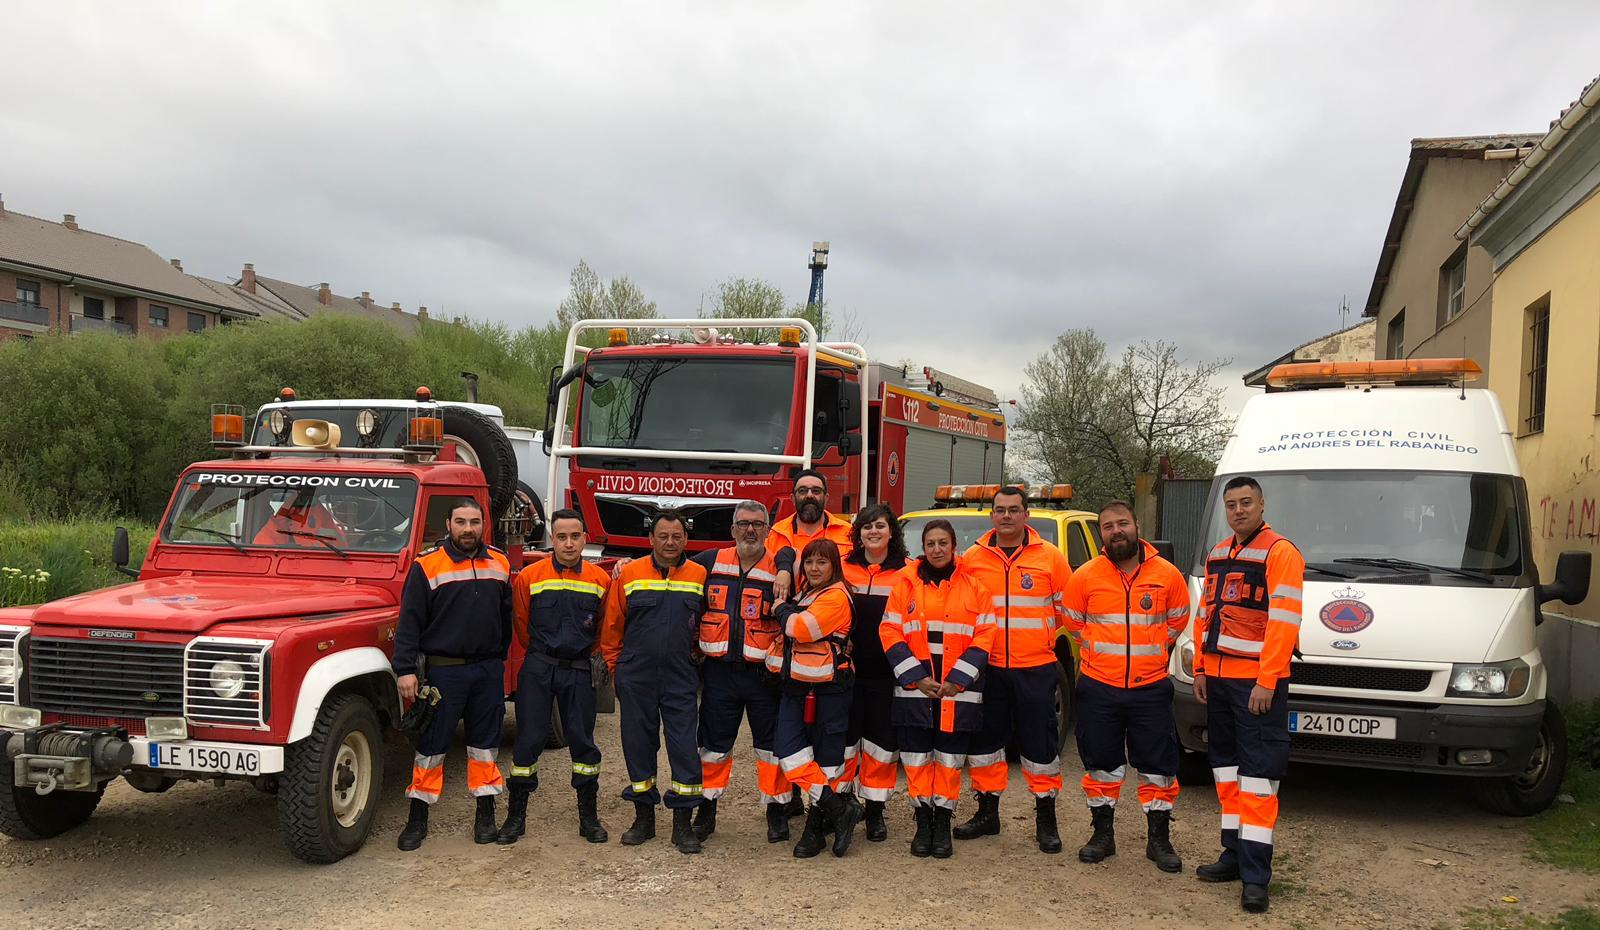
[
  {"xmin": 689, "ymin": 501, "xmax": 801, "ymax": 842},
  {"xmin": 767, "ymin": 469, "xmax": 854, "ymax": 560}
]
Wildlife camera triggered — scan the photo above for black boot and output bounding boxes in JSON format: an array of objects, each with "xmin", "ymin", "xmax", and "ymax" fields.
[
  {"xmin": 766, "ymin": 802, "xmax": 790, "ymax": 843},
  {"xmin": 793, "ymin": 803, "xmax": 828, "ymax": 858},
  {"xmin": 672, "ymin": 807, "xmax": 702, "ymax": 854},
  {"xmin": 692, "ymin": 798, "xmax": 717, "ymax": 841},
  {"xmin": 863, "ymin": 799, "xmax": 888, "ymax": 842},
  {"xmin": 1196, "ymin": 855, "xmax": 1241, "ymax": 883},
  {"xmin": 1242, "ymin": 883, "xmax": 1270, "ymax": 913},
  {"xmin": 495, "ymin": 785, "xmax": 531, "ymax": 844},
  {"xmin": 1078, "ymin": 805, "xmax": 1116, "ymax": 863},
  {"xmin": 953, "ymin": 792, "xmax": 1000, "ymax": 840},
  {"xmin": 620, "ymin": 802, "xmax": 656, "ymax": 845},
  {"xmin": 397, "ymin": 798, "xmax": 429, "ymax": 851},
  {"xmin": 826, "ymin": 790, "xmax": 863, "ymax": 857},
  {"xmin": 1035, "ymin": 796, "xmax": 1062, "ymax": 854},
  {"xmin": 473, "ymin": 795, "xmax": 498, "ymax": 844},
  {"xmin": 576, "ymin": 783, "xmax": 608, "ymax": 843},
  {"xmin": 784, "ymin": 786, "xmax": 805, "ymax": 819},
  {"xmin": 1145, "ymin": 809, "xmax": 1182, "ymax": 873},
  {"xmin": 910, "ymin": 806, "xmax": 933, "ymax": 857},
  {"xmin": 931, "ymin": 807, "xmax": 955, "ymax": 859}
]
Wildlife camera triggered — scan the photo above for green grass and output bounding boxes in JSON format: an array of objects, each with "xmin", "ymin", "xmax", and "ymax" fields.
[
  {"xmin": 1529, "ymin": 767, "xmax": 1600, "ymax": 873},
  {"xmin": 1449, "ymin": 905, "xmax": 1600, "ymax": 930},
  {"xmin": 0, "ymin": 519, "xmax": 155, "ymax": 605}
]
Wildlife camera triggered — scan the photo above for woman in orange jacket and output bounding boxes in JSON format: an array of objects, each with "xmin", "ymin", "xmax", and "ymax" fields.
[
  {"xmin": 880, "ymin": 519, "xmax": 997, "ymax": 858},
  {"xmin": 767, "ymin": 538, "xmax": 863, "ymax": 858}
]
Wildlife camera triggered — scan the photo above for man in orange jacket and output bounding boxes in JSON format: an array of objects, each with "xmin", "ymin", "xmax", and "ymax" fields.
[
  {"xmin": 1061, "ymin": 501, "xmax": 1190, "ymax": 872},
  {"xmin": 766, "ymin": 469, "xmax": 853, "ymax": 559},
  {"xmin": 955, "ymin": 486, "xmax": 1074, "ymax": 853},
  {"xmin": 1193, "ymin": 476, "xmax": 1304, "ymax": 914}
]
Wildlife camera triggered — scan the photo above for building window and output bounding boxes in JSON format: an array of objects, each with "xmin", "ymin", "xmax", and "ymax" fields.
[
  {"xmin": 1523, "ymin": 297, "xmax": 1550, "ymax": 435},
  {"xmin": 83, "ymin": 296, "xmax": 105, "ymax": 319},
  {"xmin": 16, "ymin": 279, "xmax": 40, "ymax": 306},
  {"xmin": 150, "ymin": 305, "xmax": 169, "ymax": 328},
  {"xmin": 1387, "ymin": 309, "xmax": 1405, "ymax": 360},
  {"xmin": 1439, "ymin": 247, "xmax": 1467, "ymax": 324},
  {"xmin": 187, "ymin": 311, "xmax": 206, "ymax": 333}
]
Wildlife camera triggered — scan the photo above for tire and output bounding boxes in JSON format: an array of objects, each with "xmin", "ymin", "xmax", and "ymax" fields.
[
  {"xmin": 441, "ymin": 407, "xmax": 519, "ymax": 522},
  {"xmin": 1470, "ymin": 702, "xmax": 1568, "ymax": 817},
  {"xmin": 0, "ymin": 754, "xmax": 105, "ymax": 840},
  {"xmin": 1054, "ymin": 659, "xmax": 1076, "ymax": 752},
  {"xmin": 516, "ymin": 481, "xmax": 547, "ymax": 547},
  {"xmin": 278, "ymin": 693, "xmax": 384, "ymax": 863}
]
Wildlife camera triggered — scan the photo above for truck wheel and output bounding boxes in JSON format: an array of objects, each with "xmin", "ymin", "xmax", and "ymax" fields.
[
  {"xmin": 278, "ymin": 693, "xmax": 384, "ymax": 863},
  {"xmin": 1054, "ymin": 660, "xmax": 1076, "ymax": 751},
  {"xmin": 1470, "ymin": 702, "xmax": 1568, "ymax": 817},
  {"xmin": 441, "ymin": 407, "xmax": 519, "ymax": 522},
  {"xmin": 546, "ymin": 704, "xmax": 568, "ymax": 750},
  {"xmin": 0, "ymin": 755, "xmax": 105, "ymax": 840}
]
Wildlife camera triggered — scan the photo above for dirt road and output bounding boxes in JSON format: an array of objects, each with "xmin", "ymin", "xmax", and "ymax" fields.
[{"xmin": 2, "ymin": 715, "xmax": 1594, "ymax": 930}]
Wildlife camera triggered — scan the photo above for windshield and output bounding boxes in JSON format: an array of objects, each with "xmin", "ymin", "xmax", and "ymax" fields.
[
  {"xmin": 579, "ymin": 357, "xmax": 794, "ymax": 456},
  {"xmin": 1196, "ymin": 471, "xmax": 1525, "ymax": 579},
  {"xmin": 163, "ymin": 472, "xmax": 418, "ymax": 553},
  {"xmin": 900, "ymin": 514, "xmax": 1060, "ymax": 554}
]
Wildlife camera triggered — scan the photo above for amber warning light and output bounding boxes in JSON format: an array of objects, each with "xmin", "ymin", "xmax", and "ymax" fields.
[
  {"xmin": 1266, "ymin": 358, "xmax": 1482, "ymax": 389},
  {"xmin": 210, "ymin": 404, "xmax": 246, "ymax": 448}
]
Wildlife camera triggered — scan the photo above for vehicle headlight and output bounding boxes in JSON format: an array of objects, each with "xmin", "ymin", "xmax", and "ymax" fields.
[
  {"xmin": 268, "ymin": 409, "xmax": 290, "ymax": 440},
  {"xmin": 209, "ymin": 660, "xmax": 246, "ymax": 699},
  {"xmin": 0, "ymin": 648, "xmax": 20, "ymax": 687},
  {"xmin": 1448, "ymin": 660, "xmax": 1530, "ymax": 698},
  {"xmin": 356, "ymin": 408, "xmax": 378, "ymax": 439},
  {"xmin": 1179, "ymin": 641, "xmax": 1195, "ymax": 678}
]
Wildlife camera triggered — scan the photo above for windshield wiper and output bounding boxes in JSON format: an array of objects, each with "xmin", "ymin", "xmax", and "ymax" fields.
[
  {"xmin": 1333, "ymin": 557, "xmax": 1493, "ymax": 583},
  {"xmin": 1304, "ymin": 562, "xmax": 1358, "ymax": 579},
  {"xmin": 175, "ymin": 524, "xmax": 249, "ymax": 555},
  {"xmin": 279, "ymin": 528, "xmax": 349, "ymax": 557}
]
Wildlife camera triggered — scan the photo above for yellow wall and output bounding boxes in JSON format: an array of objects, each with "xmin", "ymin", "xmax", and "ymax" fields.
[{"xmin": 1486, "ymin": 189, "xmax": 1600, "ymax": 621}]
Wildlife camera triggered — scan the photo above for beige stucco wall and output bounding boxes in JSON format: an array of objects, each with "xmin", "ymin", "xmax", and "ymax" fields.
[
  {"xmin": 1374, "ymin": 156, "xmax": 1515, "ymax": 367},
  {"xmin": 1486, "ymin": 189, "xmax": 1600, "ymax": 622},
  {"xmin": 1293, "ymin": 318, "xmax": 1375, "ymax": 362}
]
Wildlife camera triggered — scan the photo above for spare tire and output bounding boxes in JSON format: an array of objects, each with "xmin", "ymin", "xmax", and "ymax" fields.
[{"xmin": 440, "ymin": 407, "xmax": 518, "ymax": 522}]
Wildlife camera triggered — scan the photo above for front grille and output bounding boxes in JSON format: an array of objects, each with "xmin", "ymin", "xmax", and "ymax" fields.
[
  {"xmin": 0, "ymin": 627, "xmax": 25, "ymax": 704},
  {"xmin": 29, "ymin": 638, "xmax": 185, "ymax": 717},
  {"xmin": 1293, "ymin": 733, "xmax": 1428, "ymax": 762},
  {"xmin": 595, "ymin": 498, "xmax": 736, "ymax": 542},
  {"xmin": 184, "ymin": 639, "xmax": 270, "ymax": 727},
  {"xmin": 1292, "ymin": 662, "xmax": 1432, "ymax": 692}
]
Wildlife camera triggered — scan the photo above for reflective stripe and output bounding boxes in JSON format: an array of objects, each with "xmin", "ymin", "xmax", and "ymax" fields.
[
  {"xmin": 901, "ymin": 751, "xmax": 933, "ymax": 767},
  {"xmin": 571, "ymin": 762, "xmax": 601, "ymax": 776},
  {"xmin": 1003, "ymin": 616, "xmax": 1049, "ymax": 631},
  {"xmin": 819, "ymin": 764, "xmax": 844, "ymax": 780},
  {"xmin": 1142, "ymin": 798, "xmax": 1174, "ymax": 812},
  {"xmin": 1215, "ymin": 634, "xmax": 1263, "ymax": 654},
  {"xmin": 470, "ymin": 783, "xmax": 503, "ymax": 797},
  {"xmin": 968, "ymin": 749, "xmax": 1006, "ymax": 768},
  {"xmin": 933, "ymin": 750, "xmax": 965, "ymax": 768},
  {"xmin": 788, "ymin": 660, "xmax": 836, "ymax": 680},
  {"xmin": 1269, "ymin": 607, "xmax": 1301, "ymax": 626},
  {"xmin": 466, "ymin": 746, "xmax": 498, "ymax": 762},
  {"xmin": 754, "ymin": 748, "xmax": 779, "ymax": 765},
  {"xmin": 1089, "ymin": 641, "xmax": 1163, "ymax": 657},
  {"xmin": 903, "ymin": 620, "xmax": 923, "ymax": 633},
  {"xmin": 1087, "ymin": 796, "xmax": 1116, "ymax": 807},
  {"xmin": 1213, "ymin": 766, "xmax": 1239, "ymax": 783},
  {"xmin": 745, "ymin": 568, "xmax": 777, "ymax": 583},
  {"xmin": 882, "ymin": 611, "xmax": 905, "ymax": 626},
  {"xmin": 1166, "ymin": 607, "xmax": 1190, "ymax": 621},
  {"xmin": 798, "ymin": 611, "xmax": 824, "ymax": 641},
  {"xmin": 1063, "ymin": 607, "xmax": 1086, "ymax": 622},
  {"xmin": 1239, "ymin": 824, "xmax": 1274, "ymax": 844},
  {"xmin": 699, "ymin": 749, "xmax": 730, "ymax": 764},
  {"xmin": 623, "ymin": 579, "xmax": 705, "ymax": 596},
  {"xmin": 1087, "ymin": 766, "xmax": 1126, "ymax": 783},
  {"xmin": 926, "ymin": 642, "xmax": 944, "ymax": 654},
  {"xmin": 1271, "ymin": 584, "xmax": 1301, "ymax": 599},
  {"xmin": 1238, "ymin": 776, "xmax": 1280, "ymax": 796},
  {"xmin": 949, "ymin": 690, "xmax": 983, "ymax": 704},
  {"xmin": 1020, "ymin": 755, "xmax": 1061, "ymax": 777},
  {"xmin": 413, "ymin": 753, "xmax": 445, "ymax": 769},
  {"xmin": 510, "ymin": 764, "xmax": 538, "ymax": 778},
  {"xmin": 952, "ymin": 659, "xmax": 980, "ymax": 680},
  {"xmin": 630, "ymin": 778, "xmax": 655, "ymax": 793},
  {"xmin": 780, "ymin": 747, "xmax": 815, "ymax": 769},
  {"xmin": 1085, "ymin": 612, "xmax": 1166, "ymax": 627},
  {"xmin": 430, "ymin": 565, "xmax": 511, "ymax": 588},
  {"xmin": 994, "ymin": 595, "xmax": 1055, "ymax": 609},
  {"xmin": 1237, "ymin": 547, "xmax": 1272, "ymax": 560},
  {"xmin": 527, "ymin": 579, "xmax": 606, "ymax": 597},
  {"xmin": 1220, "ymin": 813, "xmax": 1241, "ymax": 830},
  {"xmin": 931, "ymin": 622, "xmax": 976, "ymax": 637},
  {"xmin": 741, "ymin": 644, "xmax": 769, "ymax": 661},
  {"xmin": 842, "ymin": 745, "xmax": 859, "ymax": 760},
  {"xmin": 1139, "ymin": 773, "xmax": 1176, "ymax": 788},
  {"xmin": 1208, "ymin": 543, "xmax": 1230, "ymax": 559},
  {"xmin": 860, "ymin": 739, "xmax": 895, "ymax": 764},
  {"xmin": 669, "ymin": 781, "xmax": 703, "ymax": 796},
  {"xmin": 892, "ymin": 656, "xmax": 923, "ymax": 678},
  {"xmin": 698, "ymin": 640, "xmax": 724, "ymax": 653}
]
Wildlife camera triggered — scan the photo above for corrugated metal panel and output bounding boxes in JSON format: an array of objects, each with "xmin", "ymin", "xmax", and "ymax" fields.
[
  {"xmin": 1157, "ymin": 478, "xmax": 1213, "ymax": 574},
  {"xmin": 903, "ymin": 430, "xmax": 951, "ymax": 512},
  {"xmin": 951, "ymin": 436, "xmax": 1004, "ymax": 485}
]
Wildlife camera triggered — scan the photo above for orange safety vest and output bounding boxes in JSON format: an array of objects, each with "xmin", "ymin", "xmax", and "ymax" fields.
[
  {"xmin": 699, "ymin": 547, "xmax": 784, "ymax": 663},
  {"xmin": 963, "ymin": 526, "xmax": 1073, "ymax": 669},
  {"xmin": 766, "ymin": 512, "xmax": 855, "ymax": 560},
  {"xmin": 880, "ymin": 558, "xmax": 997, "ymax": 732},
  {"xmin": 766, "ymin": 581, "xmax": 853, "ymax": 685},
  {"xmin": 1196, "ymin": 523, "xmax": 1305, "ymax": 688},
  {"xmin": 1061, "ymin": 540, "xmax": 1191, "ymax": 689}
]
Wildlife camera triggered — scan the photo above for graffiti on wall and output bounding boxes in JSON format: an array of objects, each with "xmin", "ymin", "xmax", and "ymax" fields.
[{"xmin": 1539, "ymin": 494, "xmax": 1600, "ymax": 542}]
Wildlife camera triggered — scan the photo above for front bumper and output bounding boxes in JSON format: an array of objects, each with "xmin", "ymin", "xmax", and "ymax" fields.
[
  {"xmin": 1, "ymin": 724, "xmax": 283, "ymax": 793},
  {"xmin": 1172, "ymin": 680, "xmax": 1544, "ymax": 777}
]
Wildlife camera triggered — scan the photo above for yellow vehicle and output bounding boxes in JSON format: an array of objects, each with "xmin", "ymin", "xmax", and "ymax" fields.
[{"xmin": 899, "ymin": 483, "xmax": 1101, "ymax": 744}]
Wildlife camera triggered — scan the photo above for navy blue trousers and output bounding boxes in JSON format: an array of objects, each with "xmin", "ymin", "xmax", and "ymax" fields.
[
  {"xmin": 616, "ymin": 652, "xmax": 703, "ymax": 809},
  {"xmin": 510, "ymin": 654, "xmax": 601, "ymax": 790},
  {"xmin": 1206, "ymin": 677, "xmax": 1290, "ymax": 886}
]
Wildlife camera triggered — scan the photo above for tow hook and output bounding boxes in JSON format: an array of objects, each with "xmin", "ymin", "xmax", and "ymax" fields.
[{"xmin": 2, "ymin": 725, "xmax": 132, "ymax": 793}]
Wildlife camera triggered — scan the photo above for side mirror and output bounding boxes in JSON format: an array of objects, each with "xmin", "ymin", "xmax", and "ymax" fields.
[
  {"xmin": 112, "ymin": 527, "xmax": 139, "ymax": 579},
  {"xmin": 1152, "ymin": 539, "xmax": 1176, "ymax": 564},
  {"xmin": 1539, "ymin": 551, "xmax": 1591, "ymax": 606},
  {"xmin": 839, "ymin": 391, "xmax": 862, "ymax": 432},
  {"xmin": 542, "ymin": 364, "xmax": 562, "ymax": 454}
]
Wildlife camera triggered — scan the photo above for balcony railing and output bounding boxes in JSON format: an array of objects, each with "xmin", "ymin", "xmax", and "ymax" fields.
[
  {"xmin": 70, "ymin": 315, "xmax": 133, "ymax": 335},
  {"xmin": 0, "ymin": 301, "xmax": 50, "ymax": 326}
]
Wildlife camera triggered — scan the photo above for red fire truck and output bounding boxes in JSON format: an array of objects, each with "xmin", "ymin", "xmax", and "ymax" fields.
[{"xmin": 544, "ymin": 318, "xmax": 1009, "ymax": 554}]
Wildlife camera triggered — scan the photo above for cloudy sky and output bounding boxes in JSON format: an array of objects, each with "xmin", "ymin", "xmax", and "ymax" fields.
[{"xmin": 5, "ymin": 2, "xmax": 1597, "ymax": 412}]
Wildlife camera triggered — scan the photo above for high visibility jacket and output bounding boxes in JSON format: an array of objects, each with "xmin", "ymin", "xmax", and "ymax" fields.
[
  {"xmin": 1196, "ymin": 523, "xmax": 1305, "ymax": 689},
  {"xmin": 511, "ymin": 556, "xmax": 611, "ymax": 658},
  {"xmin": 692, "ymin": 546, "xmax": 788, "ymax": 664},
  {"xmin": 963, "ymin": 527, "xmax": 1073, "ymax": 669},
  {"xmin": 880, "ymin": 558, "xmax": 996, "ymax": 733},
  {"xmin": 766, "ymin": 511, "xmax": 854, "ymax": 560},
  {"xmin": 252, "ymin": 502, "xmax": 348, "ymax": 547},
  {"xmin": 599, "ymin": 556, "xmax": 708, "ymax": 672},
  {"xmin": 393, "ymin": 538, "xmax": 512, "ymax": 674},
  {"xmin": 842, "ymin": 556, "xmax": 908, "ymax": 680},
  {"xmin": 1061, "ymin": 540, "xmax": 1191, "ymax": 689},
  {"xmin": 766, "ymin": 581, "xmax": 853, "ymax": 686}
]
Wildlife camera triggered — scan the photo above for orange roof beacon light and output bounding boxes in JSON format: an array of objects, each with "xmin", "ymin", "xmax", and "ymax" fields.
[
  {"xmin": 608, "ymin": 328, "xmax": 629, "ymax": 347},
  {"xmin": 415, "ymin": 386, "xmax": 433, "ymax": 403},
  {"xmin": 277, "ymin": 387, "xmax": 297, "ymax": 402},
  {"xmin": 1266, "ymin": 358, "xmax": 1483, "ymax": 390},
  {"xmin": 778, "ymin": 327, "xmax": 803, "ymax": 348},
  {"xmin": 407, "ymin": 386, "xmax": 444, "ymax": 451},
  {"xmin": 1028, "ymin": 483, "xmax": 1074, "ymax": 503},
  {"xmin": 934, "ymin": 484, "xmax": 955, "ymax": 502},
  {"xmin": 210, "ymin": 404, "xmax": 246, "ymax": 448}
]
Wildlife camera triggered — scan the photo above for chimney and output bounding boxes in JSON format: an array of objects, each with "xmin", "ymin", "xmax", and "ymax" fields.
[
  {"xmin": 0, "ymin": 193, "xmax": 6, "ymax": 216},
  {"xmin": 240, "ymin": 263, "xmax": 256, "ymax": 294},
  {"xmin": 63, "ymin": 214, "xmax": 79, "ymax": 231},
  {"xmin": 390, "ymin": 301, "xmax": 402, "ymax": 312},
  {"xmin": 359, "ymin": 290, "xmax": 372, "ymax": 309},
  {"xmin": 170, "ymin": 258, "xmax": 183, "ymax": 272},
  {"xmin": 317, "ymin": 283, "xmax": 332, "ymax": 306},
  {"xmin": 417, "ymin": 306, "xmax": 429, "ymax": 321}
]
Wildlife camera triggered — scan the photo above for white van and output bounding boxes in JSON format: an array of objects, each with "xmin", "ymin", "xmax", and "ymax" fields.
[{"xmin": 1170, "ymin": 360, "xmax": 1590, "ymax": 815}]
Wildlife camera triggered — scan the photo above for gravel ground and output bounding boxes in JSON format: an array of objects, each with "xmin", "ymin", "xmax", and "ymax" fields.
[{"xmin": 1, "ymin": 712, "xmax": 1595, "ymax": 930}]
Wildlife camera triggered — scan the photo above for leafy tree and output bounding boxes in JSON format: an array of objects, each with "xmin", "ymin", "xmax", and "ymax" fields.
[
  {"xmin": 704, "ymin": 277, "xmax": 830, "ymax": 344},
  {"xmin": 556, "ymin": 260, "xmax": 657, "ymax": 348}
]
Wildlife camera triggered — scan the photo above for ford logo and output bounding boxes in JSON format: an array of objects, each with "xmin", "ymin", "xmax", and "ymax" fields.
[{"xmin": 1331, "ymin": 639, "xmax": 1361, "ymax": 651}]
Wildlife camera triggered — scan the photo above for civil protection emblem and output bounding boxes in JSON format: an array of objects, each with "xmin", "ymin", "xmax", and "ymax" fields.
[
  {"xmin": 1020, "ymin": 573, "xmax": 1034, "ymax": 591},
  {"xmin": 1140, "ymin": 593, "xmax": 1153, "ymax": 611},
  {"xmin": 1319, "ymin": 587, "xmax": 1374, "ymax": 634}
]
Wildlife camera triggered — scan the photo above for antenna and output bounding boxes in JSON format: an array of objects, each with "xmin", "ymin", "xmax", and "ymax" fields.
[
  {"xmin": 1460, "ymin": 333, "xmax": 1467, "ymax": 400},
  {"xmin": 1337, "ymin": 294, "xmax": 1350, "ymax": 330}
]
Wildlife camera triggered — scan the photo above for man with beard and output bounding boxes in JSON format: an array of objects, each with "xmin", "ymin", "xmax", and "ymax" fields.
[
  {"xmin": 1060, "ymin": 500, "xmax": 1191, "ymax": 872},
  {"xmin": 767, "ymin": 469, "xmax": 854, "ymax": 560}
]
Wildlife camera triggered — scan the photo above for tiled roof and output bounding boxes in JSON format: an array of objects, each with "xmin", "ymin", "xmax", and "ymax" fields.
[
  {"xmin": 1410, "ymin": 134, "xmax": 1544, "ymax": 153},
  {"xmin": 251, "ymin": 276, "xmax": 419, "ymax": 332},
  {"xmin": 191, "ymin": 276, "xmax": 303, "ymax": 322}
]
